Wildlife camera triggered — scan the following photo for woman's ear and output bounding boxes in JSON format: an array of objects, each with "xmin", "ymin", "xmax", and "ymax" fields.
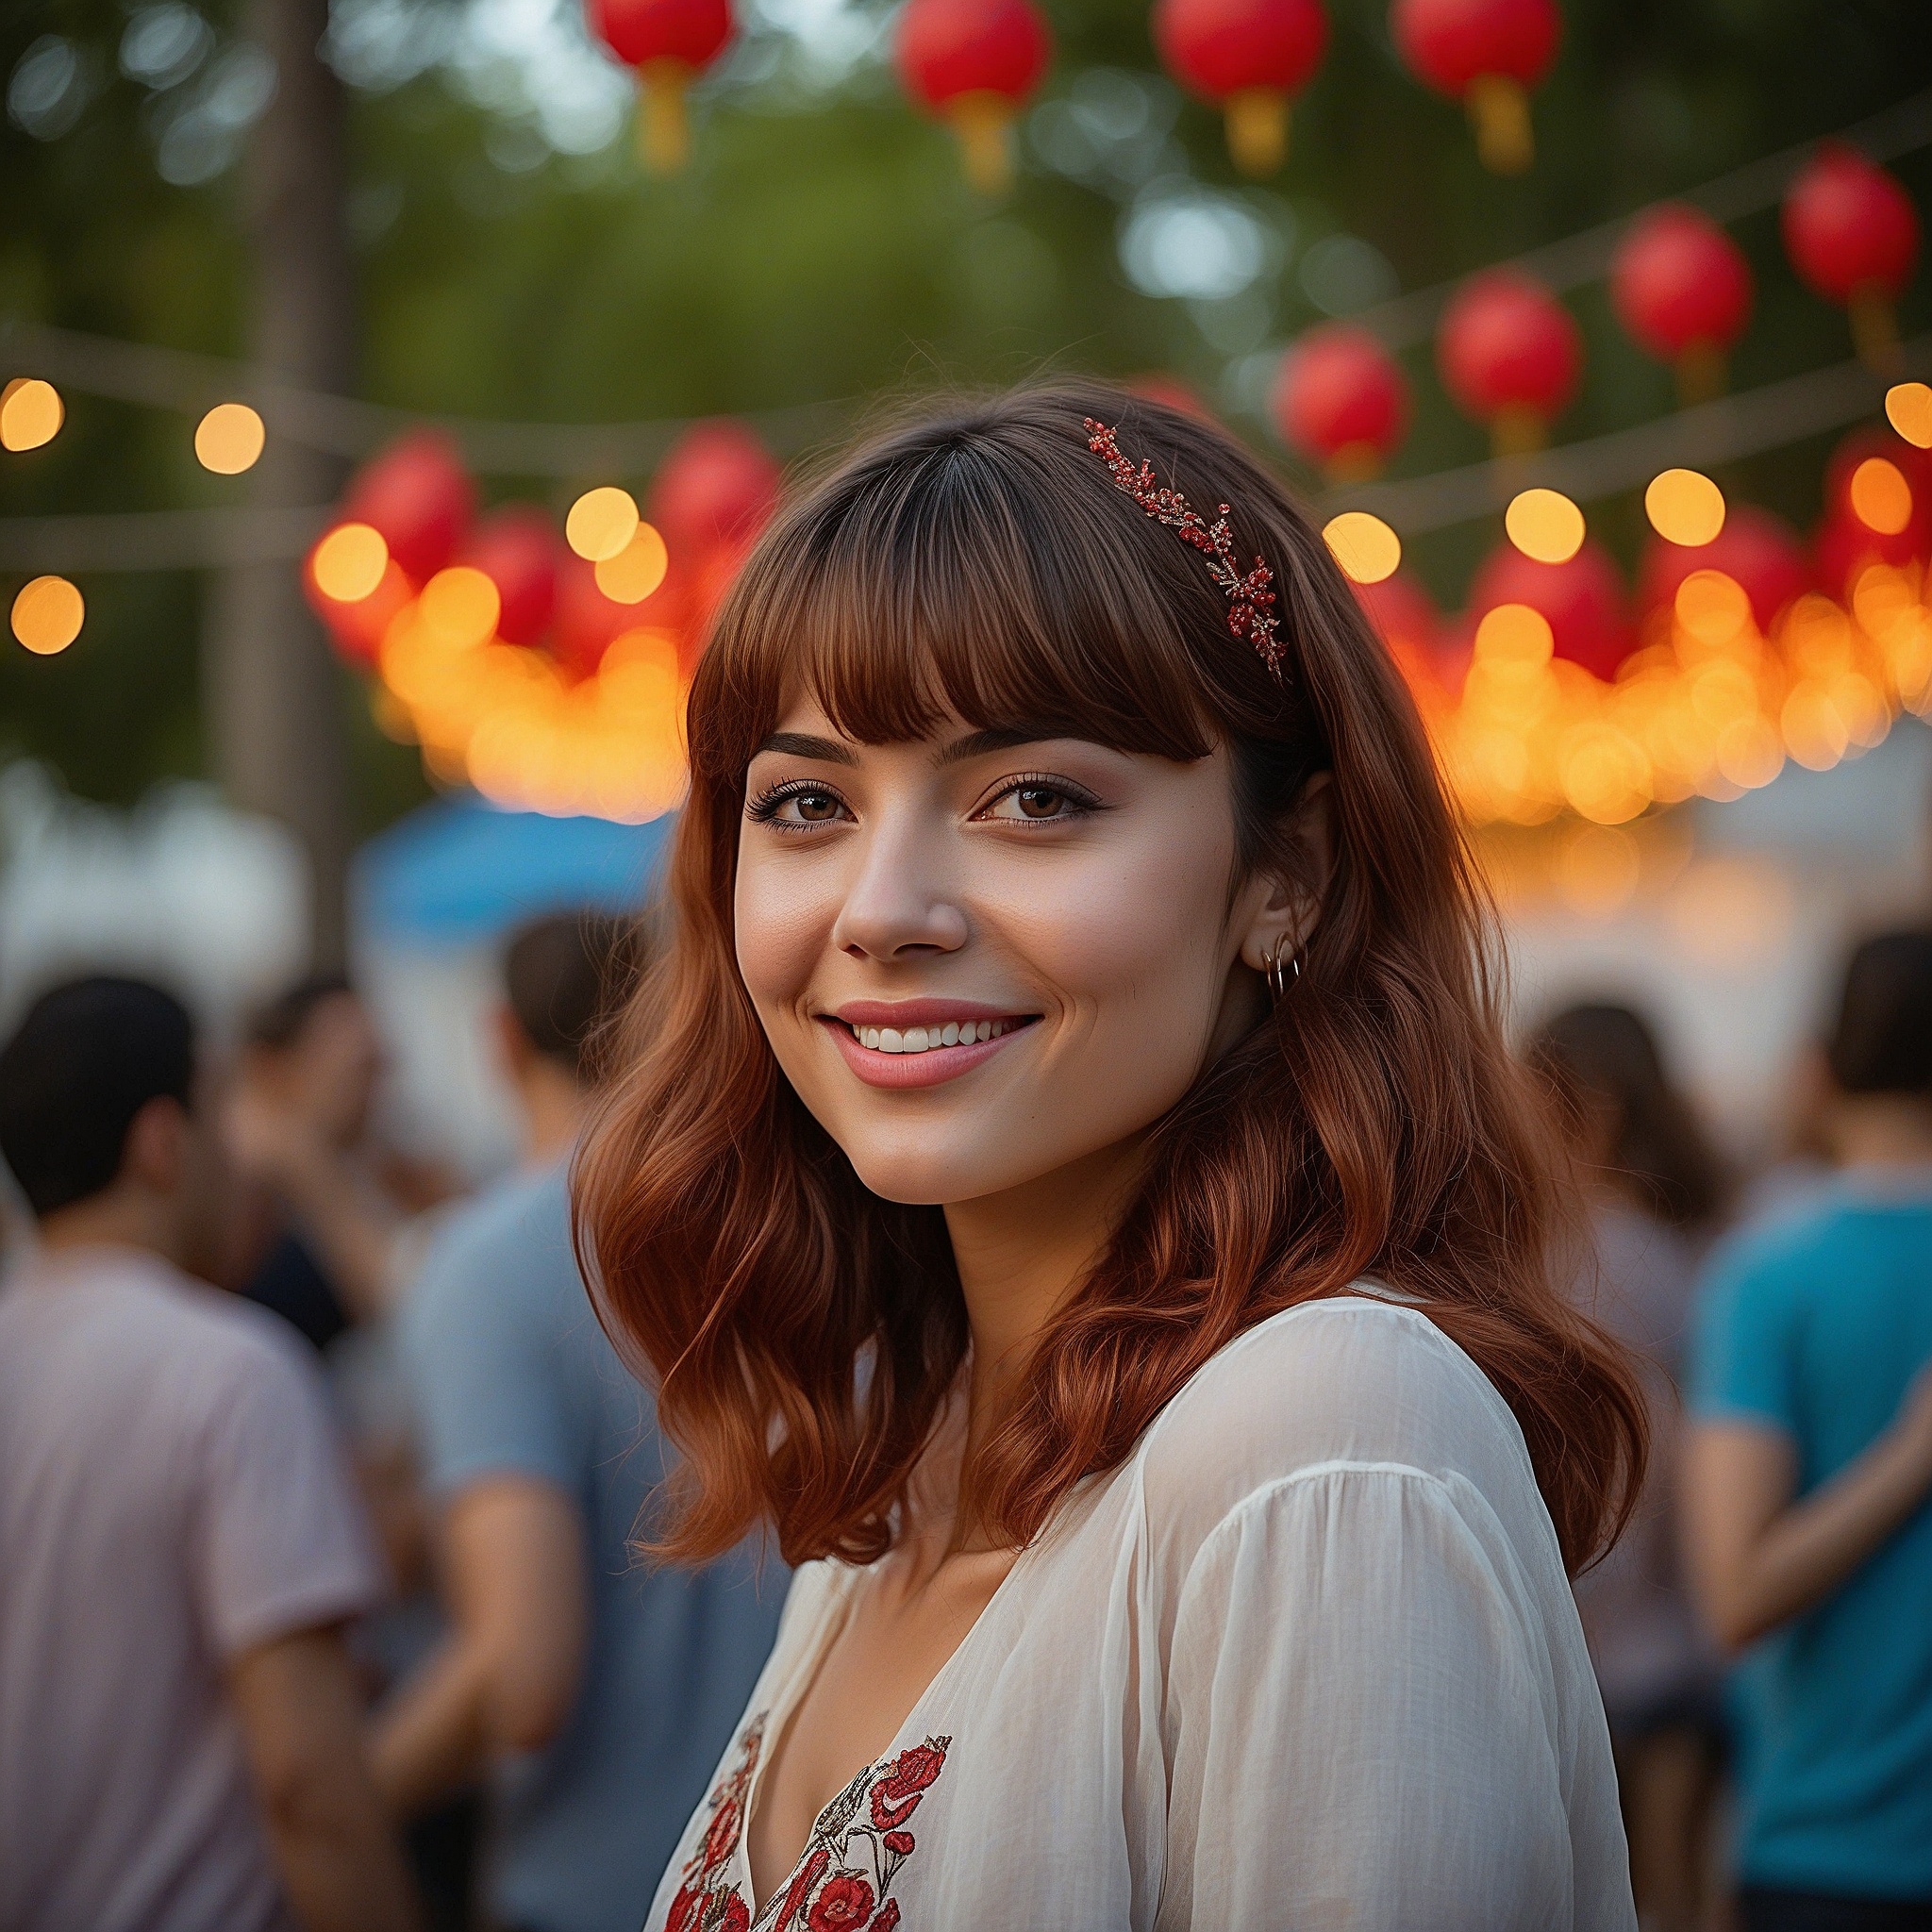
[{"xmin": 1238, "ymin": 773, "xmax": 1335, "ymax": 975}]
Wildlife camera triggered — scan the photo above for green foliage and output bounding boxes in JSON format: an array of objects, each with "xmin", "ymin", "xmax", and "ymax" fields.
[{"xmin": 2, "ymin": 0, "xmax": 1928, "ymax": 820}]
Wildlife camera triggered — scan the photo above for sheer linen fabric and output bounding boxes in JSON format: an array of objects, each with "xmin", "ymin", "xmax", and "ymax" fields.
[{"xmin": 646, "ymin": 1295, "xmax": 1636, "ymax": 1932}]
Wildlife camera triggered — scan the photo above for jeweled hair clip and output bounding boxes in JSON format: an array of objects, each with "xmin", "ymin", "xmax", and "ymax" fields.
[{"xmin": 1083, "ymin": 417, "xmax": 1285, "ymax": 679}]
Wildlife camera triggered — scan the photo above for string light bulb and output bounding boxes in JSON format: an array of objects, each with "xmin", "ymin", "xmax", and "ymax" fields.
[
  {"xmin": 1321, "ymin": 511, "xmax": 1402, "ymax": 584},
  {"xmin": 311, "ymin": 524, "xmax": 391, "ymax": 603},
  {"xmin": 1849, "ymin": 458, "xmax": 1912, "ymax": 536},
  {"xmin": 11, "ymin": 575, "xmax": 84, "ymax": 654},
  {"xmin": 1644, "ymin": 469, "xmax": 1726, "ymax": 547},
  {"xmin": 595, "ymin": 521, "xmax": 671, "ymax": 603},
  {"xmin": 0, "ymin": 378, "xmax": 62, "ymax": 452},
  {"xmin": 1504, "ymin": 488, "xmax": 1585, "ymax": 564},
  {"xmin": 1887, "ymin": 382, "xmax": 1932, "ymax": 450},
  {"xmin": 194, "ymin": 402, "xmax": 265, "ymax": 475},
  {"xmin": 565, "ymin": 487, "xmax": 640, "ymax": 562}
]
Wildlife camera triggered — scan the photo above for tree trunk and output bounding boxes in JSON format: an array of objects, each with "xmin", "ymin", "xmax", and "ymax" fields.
[{"xmin": 207, "ymin": 0, "xmax": 356, "ymax": 971}]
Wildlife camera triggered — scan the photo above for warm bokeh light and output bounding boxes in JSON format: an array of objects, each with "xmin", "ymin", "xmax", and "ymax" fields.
[
  {"xmin": 194, "ymin": 402, "xmax": 265, "ymax": 475},
  {"xmin": 11, "ymin": 575, "xmax": 84, "ymax": 654},
  {"xmin": 565, "ymin": 486, "xmax": 640, "ymax": 562},
  {"xmin": 1644, "ymin": 469, "xmax": 1726, "ymax": 547},
  {"xmin": 1474, "ymin": 602, "xmax": 1555, "ymax": 667},
  {"xmin": 419, "ymin": 565, "xmax": 501, "ymax": 647},
  {"xmin": 1321, "ymin": 511, "xmax": 1402, "ymax": 584},
  {"xmin": 1674, "ymin": 570, "xmax": 1752, "ymax": 646},
  {"xmin": 1504, "ymin": 489, "xmax": 1586, "ymax": 564},
  {"xmin": 1849, "ymin": 458, "xmax": 1913, "ymax": 536},
  {"xmin": 312, "ymin": 523, "xmax": 390, "ymax": 602},
  {"xmin": 1, "ymin": 377, "xmax": 63, "ymax": 452},
  {"xmin": 595, "ymin": 520, "xmax": 671, "ymax": 603},
  {"xmin": 1887, "ymin": 382, "xmax": 1932, "ymax": 450}
]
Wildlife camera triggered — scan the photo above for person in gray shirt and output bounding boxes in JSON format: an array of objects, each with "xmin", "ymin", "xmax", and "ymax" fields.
[{"xmin": 375, "ymin": 911, "xmax": 785, "ymax": 1932}]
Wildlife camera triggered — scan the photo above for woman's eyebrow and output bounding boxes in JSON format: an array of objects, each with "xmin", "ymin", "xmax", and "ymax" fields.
[
  {"xmin": 753, "ymin": 731, "xmax": 857, "ymax": 765},
  {"xmin": 936, "ymin": 726, "xmax": 1077, "ymax": 767}
]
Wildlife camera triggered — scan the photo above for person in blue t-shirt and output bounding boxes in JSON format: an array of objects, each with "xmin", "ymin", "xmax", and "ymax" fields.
[
  {"xmin": 1686, "ymin": 929, "xmax": 1932, "ymax": 1932},
  {"xmin": 375, "ymin": 909, "xmax": 786, "ymax": 1932}
]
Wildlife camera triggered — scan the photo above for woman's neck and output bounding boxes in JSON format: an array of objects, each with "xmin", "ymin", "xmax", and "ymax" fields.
[{"xmin": 942, "ymin": 1136, "xmax": 1144, "ymax": 1433}]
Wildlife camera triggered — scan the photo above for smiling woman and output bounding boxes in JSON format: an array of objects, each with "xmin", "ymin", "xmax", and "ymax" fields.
[{"xmin": 575, "ymin": 382, "xmax": 1646, "ymax": 1931}]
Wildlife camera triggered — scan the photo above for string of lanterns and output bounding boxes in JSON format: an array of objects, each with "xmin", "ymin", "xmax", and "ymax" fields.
[
  {"xmin": 1327, "ymin": 388, "xmax": 1932, "ymax": 828},
  {"xmin": 300, "ymin": 420, "xmax": 781, "ymax": 821},
  {"xmin": 584, "ymin": 0, "xmax": 1573, "ymax": 186}
]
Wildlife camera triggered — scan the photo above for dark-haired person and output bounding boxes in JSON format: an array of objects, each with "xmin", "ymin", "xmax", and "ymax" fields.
[
  {"xmin": 1686, "ymin": 931, "xmax": 1932, "ymax": 1930},
  {"xmin": 576, "ymin": 388, "xmax": 1644, "ymax": 1928},
  {"xmin": 230, "ymin": 974, "xmax": 420, "ymax": 1350},
  {"xmin": 0, "ymin": 977, "xmax": 417, "ymax": 1932},
  {"xmin": 1531, "ymin": 1003, "xmax": 1727, "ymax": 1932},
  {"xmin": 375, "ymin": 912, "xmax": 783, "ymax": 1932}
]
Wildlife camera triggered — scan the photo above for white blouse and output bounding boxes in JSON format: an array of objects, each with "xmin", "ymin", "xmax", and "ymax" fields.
[{"xmin": 646, "ymin": 1295, "xmax": 1637, "ymax": 1932}]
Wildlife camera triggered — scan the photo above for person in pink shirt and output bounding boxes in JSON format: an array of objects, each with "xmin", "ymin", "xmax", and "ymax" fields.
[{"xmin": 0, "ymin": 975, "xmax": 418, "ymax": 1932}]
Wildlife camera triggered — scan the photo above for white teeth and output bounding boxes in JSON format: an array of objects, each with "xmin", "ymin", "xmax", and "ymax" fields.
[{"xmin": 853, "ymin": 1017, "xmax": 1019, "ymax": 1054}]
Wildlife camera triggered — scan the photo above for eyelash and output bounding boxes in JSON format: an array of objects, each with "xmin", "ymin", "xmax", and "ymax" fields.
[
  {"xmin": 744, "ymin": 779, "xmax": 850, "ymax": 829},
  {"xmin": 974, "ymin": 773, "xmax": 1103, "ymax": 823},
  {"xmin": 743, "ymin": 772, "xmax": 1105, "ymax": 831}
]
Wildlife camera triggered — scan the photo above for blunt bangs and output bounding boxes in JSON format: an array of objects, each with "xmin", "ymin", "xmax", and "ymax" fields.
[{"xmin": 689, "ymin": 399, "xmax": 1265, "ymax": 786}]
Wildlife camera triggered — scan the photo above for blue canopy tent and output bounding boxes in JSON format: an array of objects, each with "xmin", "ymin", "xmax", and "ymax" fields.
[{"xmin": 353, "ymin": 792, "xmax": 676, "ymax": 948}]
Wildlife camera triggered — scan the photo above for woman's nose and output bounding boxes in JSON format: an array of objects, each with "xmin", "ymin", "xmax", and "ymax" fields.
[{"xmin": 830, "ymin": 817, "xmax": 970, "ymax": 961}]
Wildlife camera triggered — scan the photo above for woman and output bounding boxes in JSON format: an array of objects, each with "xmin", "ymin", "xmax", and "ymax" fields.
[
  {"xmin": 577, "ymin": 385, "xmax": 1645, "ymax": 1930},
  {"xmin": 1530, "ymin": 1004, "xmax": 1727, "ymax": 1932}
]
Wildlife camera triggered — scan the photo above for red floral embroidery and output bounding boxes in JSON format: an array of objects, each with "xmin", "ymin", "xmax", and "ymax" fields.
[
  {"xmin": 772, "ymin": 1848, "xmax": 829, "ymax": 1932},
  {"xmin": 805, "ymin": 1874, "xmax": 874, "ymax": 1930},
  {"xmin": 867, "ymin": 1741, "xmax": 947, "ymax": 1832},
  {"xmin": 746, "ymin": 1735, "xmax": 951, "ymax": 1932},
  {"xmin": 670, "ymin": 1719, "xmax": 763, "ymax": 1932}
]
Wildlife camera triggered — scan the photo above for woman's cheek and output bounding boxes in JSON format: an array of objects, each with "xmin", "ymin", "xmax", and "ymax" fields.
[{"xmin": 734, "ymin": 851, "xmax": 836, "ymax": 1011}]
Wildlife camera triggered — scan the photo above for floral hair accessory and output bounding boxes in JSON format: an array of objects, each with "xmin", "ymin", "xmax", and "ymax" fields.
[{"xmin": 1083, "ymin": 417, "xmax": 1285, "ymax": 678}]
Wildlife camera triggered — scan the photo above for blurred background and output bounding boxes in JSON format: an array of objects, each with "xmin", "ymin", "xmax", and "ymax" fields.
[
  {"xmin": 7, "ymin": 7, "xmax": 1932, "ymax": 1928},
  {"xmin": 5, "ymin": 0, "xmax": 1931, "ymax": 1177}
]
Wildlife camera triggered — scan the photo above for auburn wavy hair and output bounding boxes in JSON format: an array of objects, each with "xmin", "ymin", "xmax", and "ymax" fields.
[{"xmin": 575, "ymin": 380, "xmax": 1645, "ymax": 1576}]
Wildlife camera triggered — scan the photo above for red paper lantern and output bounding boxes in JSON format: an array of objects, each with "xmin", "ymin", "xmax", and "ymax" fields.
[
  {"xmin": 1152, "ymin": 0, "xmax": 1328, "ymax": 178},
  {"xmin": 895, "ymin": 0, "xmax": 1053, "ymax": 195},
  {"xmin": 305, "ymin": 556, "xmax": 414, "ymax": 669},
  {"xmin": 1437, "ymin": 268, "xmax": 1582, "ymax": 455},
  {"xmin": 1125, "ymin": 374, "xmax": 1215, "ymax": 420},
  {"xmin": 1609, "ymin": 204, "xmax": 1754, "ymax": 405},
  {"xmin": 1272, "ymin": 323, "xmax": 1408, "ymax": 480},
  {"xmin": 464, "ymin": 508, "xmax": 561, "ymax": 649},
  {"xmin": 1354, "ymin": 569, "xmax": 1452, "ymax": 698},
  {"xmin": 1638, "ymin": 504, "xmax": 1811, "ymax": 635},
  {"xmin": 586, "ymin": 0, "xmax": 733, "ymax": 173},
  {"xmin": 552, "ymin": 553, "xmax": 641, "ymax": 677},
  {"xmin": 341, "ymin": 431, "xmax": 475, "ymax": 584},
  {"xmin": 647, "ymin": 419, "xmax": 782, "ymax": 557},
  {"xmin": 1390, "ymin": 0, "xmax": 1559, "ymax": 175},
  {"xmin": 1782, "ymin": 143, "xmax": 1922, "ymax": 373},
  {"xmin": 1470, "ymin": 538, "xmax": 1632, "ymax": 683}
]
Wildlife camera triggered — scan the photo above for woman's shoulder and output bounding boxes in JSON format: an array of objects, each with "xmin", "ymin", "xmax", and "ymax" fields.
[{"xmin": 1127, "ymin": 1291, "xmax": 1545, "ymax": 1558}]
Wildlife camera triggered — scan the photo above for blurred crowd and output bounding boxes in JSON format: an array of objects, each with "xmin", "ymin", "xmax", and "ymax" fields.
[{"xmin": 2, "ymin": 908, "xmax": 1931, "ymax": 1932}]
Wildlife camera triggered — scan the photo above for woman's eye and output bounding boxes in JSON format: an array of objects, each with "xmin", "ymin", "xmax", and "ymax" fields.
[
  {"xmin": 748, "ymin": 783, "xmax": 851, "ymax": 828},
  {"xmin": 980, "ymin": 780, "xmax": 1093, "ymax": 823}
]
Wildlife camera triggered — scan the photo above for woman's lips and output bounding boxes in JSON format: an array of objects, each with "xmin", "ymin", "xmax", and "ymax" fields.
[{"xmin": 817, "ymin": 1011, "xmax": 1037, "ymax": 1090}]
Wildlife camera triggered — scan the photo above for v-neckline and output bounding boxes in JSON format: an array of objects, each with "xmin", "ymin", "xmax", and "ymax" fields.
[{"xmin": 738, "ymin": 1536, "xmax": 1033, "ymax": 1918}]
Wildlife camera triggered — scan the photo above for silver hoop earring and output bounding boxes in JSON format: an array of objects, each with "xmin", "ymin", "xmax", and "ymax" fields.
[{"xmin": 1265, "ymin": 940, "xmax": 1301, "ymax": 1006}]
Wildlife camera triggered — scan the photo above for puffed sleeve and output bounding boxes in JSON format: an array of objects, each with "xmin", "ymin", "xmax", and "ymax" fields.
[{"xmin": 1157, "ymin": 1462, "xmax": 1631, "ymax": 1932}]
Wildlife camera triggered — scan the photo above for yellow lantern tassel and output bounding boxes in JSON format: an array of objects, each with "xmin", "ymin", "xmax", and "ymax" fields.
[
  {"xmin": 637, "ymin": 58, "xmax": 692, "ymax": 175},
  {"xmin": 945, "ymin": 92, "xmax": 1017, "ymax": 195},
  {"xmin": 1224, "ymin": 88, "xmax": 1288, "ymax": 177},
  {"xmin": 1674, "ymin": 341, "xmax": 1728, "ymax": 409},
  {"xmin": 1849, "ymin": 286, "xmax": 1905, "ymax": 377},
  {"xmin": 1466, "ymin": 74, "xmax": 1534, "ymax": 175}
]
